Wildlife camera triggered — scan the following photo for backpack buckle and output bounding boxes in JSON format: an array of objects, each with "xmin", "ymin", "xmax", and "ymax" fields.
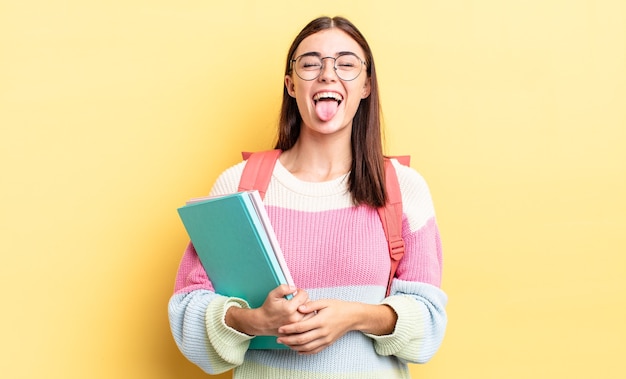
[{"xmin": 389, "ymin": 239, "xmax": 405, "ymax": 261}]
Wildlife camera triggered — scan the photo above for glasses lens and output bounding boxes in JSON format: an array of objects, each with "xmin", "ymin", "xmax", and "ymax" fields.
[
  {"xmin": 293, "ymin": 54, "xmax": 364, "ymax": 81},
  {"xmin": 294, "ymin": 55, "xmax": 323, "ymax": 81},
  {"xmin": 335, "ymin": 54, "xmax": 362, "ymax": 81}
]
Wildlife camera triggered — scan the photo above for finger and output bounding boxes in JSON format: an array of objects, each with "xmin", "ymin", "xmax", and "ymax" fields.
[
  {"xmin": 300, "ymin": 310, "xmax": 316, "ymax": 321},
  {"xmin": 277, "ymin": 329, "xmax": 317, "ymax": 346},
  {"xmin": 271, "ymin": 284, "xmax": 298, "ymax": 299},
  {"xmin": 278, "ymin": 316, "xmax": 318, "ymax": 334},
  {"xmin": 297, "ymin": 299, "xmax": 326, "ymax": 314},
  {"xmin": 281, "ymin": 334, "xmax": 327, "ymax": 354},
  {"xmin": 296, "ymin": 345, "xmax": 326, "ymax": 355},
  {"xmin": 291, "ymin": 288, "xmax": 309, "ymax": 304}
]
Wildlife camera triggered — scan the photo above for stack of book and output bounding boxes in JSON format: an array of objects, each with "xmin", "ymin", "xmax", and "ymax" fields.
[{"xmin": 177, "ymin": 190, "xmax": 294, "ymax": 349}]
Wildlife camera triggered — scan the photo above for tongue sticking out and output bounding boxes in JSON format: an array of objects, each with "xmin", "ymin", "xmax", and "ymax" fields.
[{"xmin": 315, "ymin": 99, "xmax": 340, "ymax": 122}]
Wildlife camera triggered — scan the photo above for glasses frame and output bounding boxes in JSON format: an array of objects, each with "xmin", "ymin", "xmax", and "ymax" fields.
[{"xmin": 290, "ymin": 52, "xmax": 366, "ymax": 82}]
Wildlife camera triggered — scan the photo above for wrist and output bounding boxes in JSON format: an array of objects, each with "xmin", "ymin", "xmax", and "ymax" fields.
[
  {"xmin": 224, "ymin": 301, "xmax": 258, "ymax": 336},
  {"xmin": 355, "ymin": 303, "xmax": 397, "ymax": 336}
]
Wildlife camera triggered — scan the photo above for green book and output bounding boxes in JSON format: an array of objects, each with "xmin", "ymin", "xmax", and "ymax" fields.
[{"xmin": 177, "ymin": 190, "xmax": 294, "ymax": 349}]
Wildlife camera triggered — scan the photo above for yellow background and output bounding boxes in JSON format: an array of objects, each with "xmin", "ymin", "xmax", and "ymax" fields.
[{"xmin": 1, "ymin": 1, "xmax": 624, "ymax": 378}]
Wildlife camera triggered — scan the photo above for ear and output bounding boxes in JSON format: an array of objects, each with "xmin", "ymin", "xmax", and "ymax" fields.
[
  {"xmin": 285, "ymin": 75, "xmax": 296, "ymax": 98},
  {"xmin": 362, "ymin": 77, "xmax": 371, "ymax": 99}
]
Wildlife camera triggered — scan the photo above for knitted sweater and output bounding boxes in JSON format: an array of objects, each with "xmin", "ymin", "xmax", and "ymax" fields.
[{"xmin": 168, "ymin": 158, "xmax": 447, "ymax": 378}]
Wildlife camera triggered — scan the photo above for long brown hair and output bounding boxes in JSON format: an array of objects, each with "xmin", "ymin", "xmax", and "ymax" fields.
[{"xmin": 275, "ymin": 16, "xmax": 387, "ymax": 207}]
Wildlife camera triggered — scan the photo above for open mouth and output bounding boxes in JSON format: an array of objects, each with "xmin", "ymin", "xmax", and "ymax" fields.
[{"xmin": 313, "ymin": 91, "xmax": 343, "ymax": 105}]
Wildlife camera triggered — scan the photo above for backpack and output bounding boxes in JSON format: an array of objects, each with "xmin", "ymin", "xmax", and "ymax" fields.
[{"xmin": 238, "ymin": 149, "xmax": 408, "ymax": 297}]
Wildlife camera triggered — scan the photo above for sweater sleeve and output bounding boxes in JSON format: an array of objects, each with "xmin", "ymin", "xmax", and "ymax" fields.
[
  {"xmin": 367, "ymin": 281, "xmax": 447, "ymax": 363},
  {"xmin": 167, "ymin": 243, "xmax": 253, "ymax": 374},
  {"xmin": 366, "ymin": 160, "xmax": 448, "ymax": 363},
  {"xmin": 168, "ymin": 162, "xmax": 253, "ymax": 374}
]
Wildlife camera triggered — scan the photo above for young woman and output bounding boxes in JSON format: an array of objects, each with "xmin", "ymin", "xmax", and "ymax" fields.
[{"xmin": 169, "ymin": 16, "xmax": 447, "ymax": 378}]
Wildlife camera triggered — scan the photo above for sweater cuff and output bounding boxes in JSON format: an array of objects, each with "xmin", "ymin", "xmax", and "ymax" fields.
[
  {"xmin": 205, "ymin": 296, "xmax": 253, "ymax": 363},
  {"xmin": 364, "ymin": 295, "xmax": 423, "ymax": 356}
]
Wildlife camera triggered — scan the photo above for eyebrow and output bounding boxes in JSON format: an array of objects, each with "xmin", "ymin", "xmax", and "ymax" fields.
[{"xmin": 297, "ymin": 51, "xmax": 358, "ymax": 58}]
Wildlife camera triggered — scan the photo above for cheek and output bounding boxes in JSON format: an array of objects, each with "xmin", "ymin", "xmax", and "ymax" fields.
[
  {"xmin": 295, "ymin": 88, "xmax": 310, "ymax": 105},
  {"xmin": 347, "ymin": 79, "xmax": 369, "ymax": 101},
  {"xmin": 294, "ymin": 92, "xmax": 314, "ymax": 117},
  {"xmin": 292, "ymin": 81, "xmax": 310, "ymax": 99},
  {"xmin": 348, "ymin": 85, "xmax": 368, "ymax": 107}
]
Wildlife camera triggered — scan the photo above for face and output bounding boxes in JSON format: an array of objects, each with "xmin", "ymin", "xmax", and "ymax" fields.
[{"xmin": 284, "ymin": 28, "xmax": 371, "ymax": 138}]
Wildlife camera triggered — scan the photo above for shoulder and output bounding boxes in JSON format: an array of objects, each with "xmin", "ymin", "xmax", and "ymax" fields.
[
  {"xmin": 208, "ymin": 161, "xmax": 246, "ymax": 197},
  {"xmin": 389, "ymin": 159, "xmax": 437, "ymax": 229},
  {"xmin": 390, "ymin": 158, "xmax": 433, "ymax": 203},
  {"xmin": 390, "ymin": 159, "xmax": 430, "ymax": 191}
]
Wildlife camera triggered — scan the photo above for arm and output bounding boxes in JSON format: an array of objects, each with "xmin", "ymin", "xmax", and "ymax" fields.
[
  {"xmin": 169, "ymin": 244, "xmax": 311, "ymax": 371},
  {"xmin": 368, "ymin": 279, "xmax": 448, "ymax": 363},
  {"xmin": 168, "ymin": 243, "xmax": 252, "ymax": 374},
  {"xmin": 169, "ymin": 161, "xmax": 313, "ymax": 370},
  {"xmin": 369, "ymin": 162, "xmax": 447, "ymax": 363},
  {"xmin": 168, "ymin": 162, "xmax": 255, "ymax": 373}
]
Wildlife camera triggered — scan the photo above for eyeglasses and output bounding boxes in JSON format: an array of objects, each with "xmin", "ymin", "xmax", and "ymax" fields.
[{"xmin": 290, "ymin": 52, "xmax": 366, "ymax": 81}]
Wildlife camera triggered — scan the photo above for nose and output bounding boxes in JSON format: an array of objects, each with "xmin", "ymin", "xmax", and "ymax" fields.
[{"xmin": 318, "ymin": 57, "xmax": 338, "ymax": 82}]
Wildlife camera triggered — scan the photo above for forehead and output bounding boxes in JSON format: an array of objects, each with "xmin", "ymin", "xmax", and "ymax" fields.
[{"xmin": 294, "ymin": 28, "xmax": 365, "ymax": 58}]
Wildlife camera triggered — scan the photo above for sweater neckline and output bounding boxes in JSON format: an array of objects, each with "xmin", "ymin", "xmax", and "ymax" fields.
[{"xmin": 273, "ymin": 159, "xmax": 350, "ymax": 197}]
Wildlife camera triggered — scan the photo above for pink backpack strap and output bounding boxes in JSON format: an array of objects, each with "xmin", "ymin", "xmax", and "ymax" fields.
[
  {"xmin": 392, "ymin": 155, "xmax": 411, "ymax": 166},
  {"xmin": 238, "ymin": 149, "xmax": 282, "ymax": 199},
  {"xmin": 239, "ymin": 150, "xmax": 407, "ymax": 297},
  {"xmin": 378, "ymin": 158, "xmax": 405, "ymax": 296}
]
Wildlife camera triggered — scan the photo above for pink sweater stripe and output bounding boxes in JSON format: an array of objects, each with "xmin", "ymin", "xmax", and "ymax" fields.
[
  {"xmin": 174, "ymin": 207, "xmax": 442, "ymax": 294},
  {"xmin": 269, "ymin": 206, "xmax": 391, "ymax": 289}
]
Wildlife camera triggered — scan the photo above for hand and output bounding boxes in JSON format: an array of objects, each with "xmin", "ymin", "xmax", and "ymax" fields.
[
  {"xmin": 276, "ymin": 300, "xmax": 398, "ymax": 355},
  {"xmin": 276, "ymin": 299, "xmax": 357, "ymax": 355},
  {"xmin": 255, "ymin": 285, "xmax": 311, "ymax": 335},
  {"xmin": 225, "ymin": 285, "xmax": 309, "ymax": 337}
]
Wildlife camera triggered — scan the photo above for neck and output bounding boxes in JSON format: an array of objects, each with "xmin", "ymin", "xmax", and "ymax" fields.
[{"xmin": 280, "ymin": 140, "xmax": 352, "ymax": 182}]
